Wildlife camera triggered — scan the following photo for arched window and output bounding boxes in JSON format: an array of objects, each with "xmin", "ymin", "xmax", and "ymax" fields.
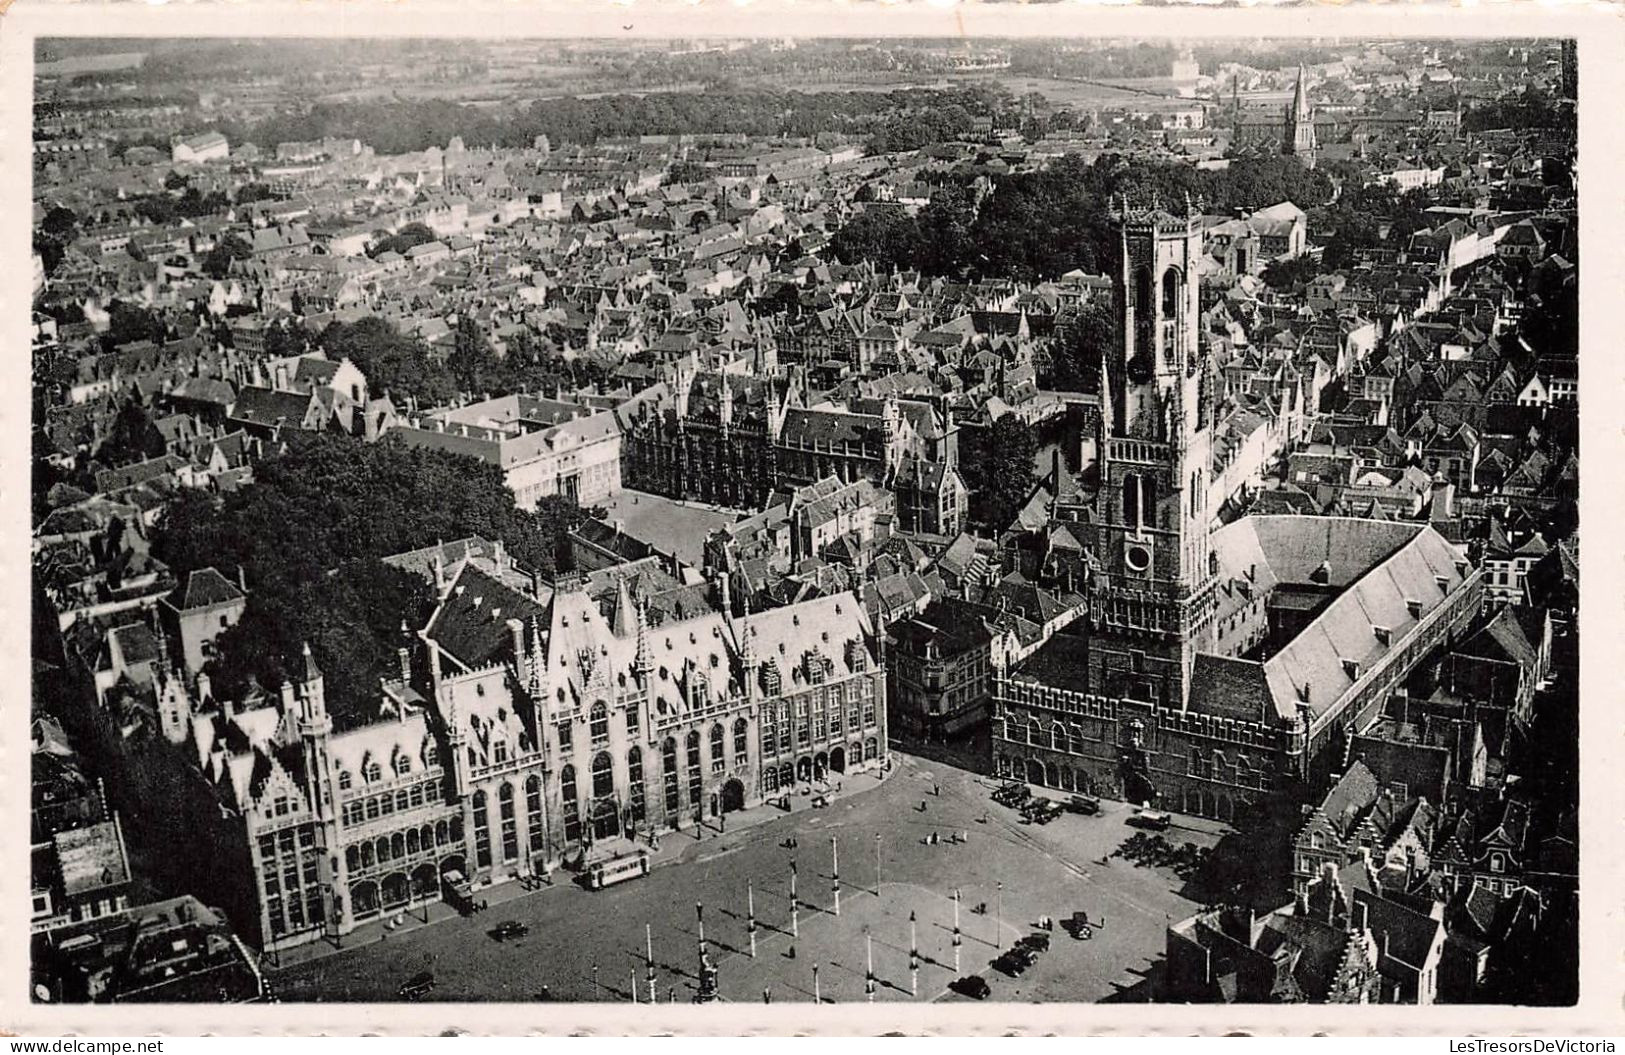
[
  {"xmin": 592, "ymin": 752, "xmax": 615, "ymax": 800},
  {"xmin": 525, "ymin": 775, "xmax": 545, "ymax": 854},
  {"xmin": 662, "ymin": 737, "xmax": 680, "ymax": 815},
  {"xmin": 394, "ymin": 754, "xmax": 411, "ymax": 777},
  {"xmin": 338, "ymin": 770, "xmax": 353, "ymax": 791},
  {"xmin": 423, "ymin": 741, "xmax": 438, "ymax": 767},
  {"xmin": 628, "ymin": 747, "xmax": 646, "ymax": 823},
  {"xmin": 407, "ymin": 828, "xmax": 420, "ymax": 855},
  {"xmin": 710, "ymin": 723, "xmax": 726, "ymax": 773},
  {"xmin": 363, "ymin": 756, "xmax": 382, "ymax": 783},
  {"xmin": 375, "ymin": 836, "xmax": 390, "ymax": 863},
  {"xmin": 1161, "ymin": 267, "xmax": 1182, "ymax": 318},
  {"xmin": 590, "ymin": 702, "xmax": 609, "ymax": 744},
  {"xmin": 1123, "ymin": 473, "xmax": 1141, "ymax": 528},
  {"xmin": 1052, "ymin": 722, "xmax": 1067, "ymax": 753},
  {"xmin": 686, "ymin": 732, "xmax": 702, "ymax": 807},
  {"xmin": 498, "ymin": 783, "xmax": 518, "ymax": 862},
  {"xmin": 345, "ymin": 846, "xmax": 360, "ymax": 871},
  {"xmin": 391, "ymin": 832, "xmax": 405, "ymax": 859},
  {"xmin": 561, "ymin": 765, "xmax": 581, "ymax": 844},
  {"xmin": 472, "ymin": 791, "xmax": 491, "ymax": 868},
  {"xmin": 360, "ymin": 843, "xmax": 374, "ymax": 868},
  {"xmin": 733, "ymin": 718, "xmax": 748, "ymax": 763}
]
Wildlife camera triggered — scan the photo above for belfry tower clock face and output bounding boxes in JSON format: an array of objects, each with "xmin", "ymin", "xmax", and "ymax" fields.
[{"xmin": 1083, "ymin": 198, "xmax": 1220, "ymax": 709}]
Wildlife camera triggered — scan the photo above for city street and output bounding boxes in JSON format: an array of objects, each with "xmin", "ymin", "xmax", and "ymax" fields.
[{"xmin": 270, "ymin": 754, "xmax": 1230, "ymax": 1004}]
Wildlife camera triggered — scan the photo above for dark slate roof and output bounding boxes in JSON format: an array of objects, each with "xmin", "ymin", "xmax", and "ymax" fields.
[
  {"xmin": 167, "ymin": 567, "xmax": 245, "ymax": 611},
  {"xmin": 426, "ymin": 563, "xmax": 548, "ymax": 670}
]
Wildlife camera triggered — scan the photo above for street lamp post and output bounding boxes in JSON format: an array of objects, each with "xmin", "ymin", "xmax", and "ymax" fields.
[
  {"xmin": 865, "ymin": 933, "xmax": 876, "ymax": 1003},
  {"xmin": 909, "ymin": 911, "xmax": 919, "ymax": 997},
  {"xmin": 631, "ymin": 968, "xmax": 638, "ymax": 1004},
  {"xmin": 645, "ymin": 922, "xmax": 657, "ymax": 1001},
  {"xmin": 831, "ymin": 835, "xmax": 840, "ymax": 916},
  {"xmin": 790, "ymin": 859, "xmax": 799, "ymax": 938},
  {"xmin": 813, "ymin": 963, "xmax": 821, "ymax": 1005},
  {"xmin": 996, "ymin": 881, "xmax": 1004, "ymax": 947},
  {"xmin": 874, "ymin": 832, "xmax": 882, "ymax": 897},
  {"xmin": 747, "ymin": 882, "xmax": 757, "ymax": 958},
  {"xmin": 593, "ymin": 963, "xmax": 600, "ymax": 1002},
  {"xmin": 695, "ymin": 901, "xmax": 719, "ymax": 1003},
  {"xmin": 952, "ymin": 889, "xmax": 963, "ymax": 976}
]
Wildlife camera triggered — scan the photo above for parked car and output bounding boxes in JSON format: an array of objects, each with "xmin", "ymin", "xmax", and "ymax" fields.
[
  {"xmin": 1016, "ymin": 932, "xmax": 1051, "ymax": 954},
  {"xmin": 951, "ymin": 974, "xmax": 992, "ymax": 1000},
  {"xmin": 994, "ymin": 782, "xmax": 1031, "ymax": 807},
  {"xmin": 398, "ymin": 972, "xmax": 436, "ymax": 1000},
  {"xmin": 1065, "ymin": 795, "xmax": 1100, "ymax": 815},
  {"xmin": 1131, "ymin": 808, "xmax": 1172, "ymax": 830},
  {"xmin": 992, "ymin": 951, "xmax": 1029, "ymax": 978},
  {"xmin": 490, "ymin": 920, "xmax": 530, "ymax": 941}
]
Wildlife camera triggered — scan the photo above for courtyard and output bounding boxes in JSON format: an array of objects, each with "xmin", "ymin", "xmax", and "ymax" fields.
[
  {"xmin": 592, "ymin": 488, "xmax": 742, "ymax": 568},
  {"xmin": 269, "ymin": 754, "xmax": 1231, "ymax": 1004}
]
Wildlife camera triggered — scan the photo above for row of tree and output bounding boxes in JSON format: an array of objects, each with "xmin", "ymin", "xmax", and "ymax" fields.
[{"xmin": 194, "ymin": 86, "xmax": 1008, "ymax": 158}]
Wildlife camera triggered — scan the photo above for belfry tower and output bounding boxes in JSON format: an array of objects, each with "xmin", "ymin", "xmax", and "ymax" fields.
[{"xmin": 1085, "ymin": 196, "xmax": 1219, "ymax": 710}]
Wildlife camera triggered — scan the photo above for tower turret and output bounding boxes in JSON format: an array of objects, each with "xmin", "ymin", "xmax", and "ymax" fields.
[{"xmin": 1286, "ymin": 64, "xmax": 1317, "ymax": 167}]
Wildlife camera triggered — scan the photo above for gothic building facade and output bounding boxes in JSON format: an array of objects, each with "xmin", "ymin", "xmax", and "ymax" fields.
[
  {"xmin": 989, "ymin": 200, "xmax": 1484, "ymax": 821},
  {"xmin": 620, "ymin": 367, "xmax": 967, "ymax": 536},
  {"xmin": 1233, "ymin": 64, "xmax": 1319, "ymax": 168},
  {"xmin": 144, "ymin": 561, "xmax": 888, "ymax": 953}
]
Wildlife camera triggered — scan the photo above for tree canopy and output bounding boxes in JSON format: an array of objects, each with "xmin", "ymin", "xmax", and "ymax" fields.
[
  {"xmin": 153, "ymin": 432, "xmax": 585, "ymax": 724},
  {"xmin": 318, "ymin": 316, "xmax": 459, "ymax": 407},
  {"xmin": 830, "ymin": 153, "xmax": 1334, "ymax": 282},
  {"xmin": 367, "ymin": 222, "xmax": 438, "ymax": 259},
  {"xmin": 966, "ymin": 413, "xmax": 1039, "ymax": 530}
]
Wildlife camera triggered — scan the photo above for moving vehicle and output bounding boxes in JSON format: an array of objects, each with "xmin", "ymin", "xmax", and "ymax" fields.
[
  {"xmin": 951, "ymin": 974, "xmax": 992, "ymax": 1000},
  {"xmin": 490, "ymin": 920, "xmax": 529, "ymax": 941},
  {"xmin": 1065, "ymin": 795, "xmax": 1101, "ymax": 815},
  {"xmin": 398, "ymin": 972, "xmax": 436, "ymax": 1000},
  {"xmin": 441, "ymin": 869, "xmax": 476, "ymax": 915},
  {"xmin": 587, "ymin": 851, "xmax": 651, "ymax": 890},
  {"xmin": 1130, "ymin": 808, "xmax": 1172, "ymax": 830}
]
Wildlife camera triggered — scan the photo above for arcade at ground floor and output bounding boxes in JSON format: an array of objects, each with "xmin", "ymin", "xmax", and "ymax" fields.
[{"xmin": 270, "ymin": 754, "xmax": 1239, "ymax": 1004}]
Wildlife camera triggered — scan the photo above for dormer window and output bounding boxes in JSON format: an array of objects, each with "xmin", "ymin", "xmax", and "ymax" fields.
[
  {"xmin": 1405, "ymin": 599, "xmax": 1423, "ymax": 619},
  {"xmin": 338, "ymin": 770, "xmax": 353, "ymax": 790},
  {"xmin": 1373, "ymin": 626, "xmax": 1391, "ymax": 646},
  {"xmin": 363, "ymin": 759, "xmax": 382, "ymax": 783},
  {"xmin": 394, "ymin": 755, "xmax": 411, "ymax": 776}
]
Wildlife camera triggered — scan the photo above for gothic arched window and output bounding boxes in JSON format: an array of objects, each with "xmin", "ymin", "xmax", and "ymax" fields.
[
  {"xmin": 592, "ymin": 752, "xmax": 615, "ymax": 800},
  {"xmin": 1161, "ymin": 267, "xmax": 1182, "ymax": 318}
]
